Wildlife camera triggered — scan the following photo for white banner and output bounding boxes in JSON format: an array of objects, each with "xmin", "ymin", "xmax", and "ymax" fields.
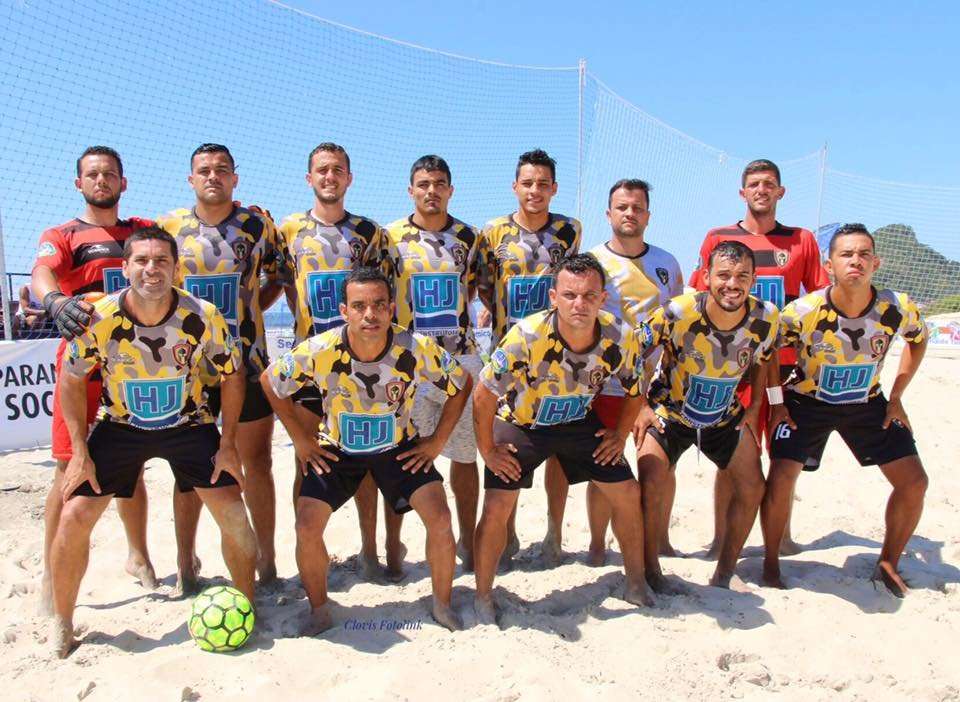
[{"xmin": 0, "ymin": 338, "xmax": 60, "ymax": 452}]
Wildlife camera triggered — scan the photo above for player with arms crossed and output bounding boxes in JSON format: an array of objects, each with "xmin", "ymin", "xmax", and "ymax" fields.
[
  {"xmin": 761, "ymin": 223, "xmax": 928, "ymax": 597},
  {"xmin": 157, "ymin": 143, "xmax": 284, "ymax": 591},
  {"xmin": 640, "ymin": 242, "xmax": 779, "ymax": 591},
  {"xmin": 277, "ymin": 142, "xmax": 389, "ymax": 579},
  {"xmin": 50, "ymin": 226, "xmax": 256, "ymax": 658},
  {"xmin": 261, "ymin": 268, "xmax": 470, "ymax": 633},
  {"xmin": 381, "ymin": 155, "xmax": 484, "ymax": 572},
  {"xmin": 477, "ymin": 149, "xmax": 581, "ymax": 568},
  {"xmin": 31, "ymin": 146, "xmax": 156, "ymax": 613},
  {"xmin": 473, "ymin": 254, "xmax": 652, "ymax": 623}
]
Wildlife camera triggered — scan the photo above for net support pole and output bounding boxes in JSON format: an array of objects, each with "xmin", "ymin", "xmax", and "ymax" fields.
[
  {"xmin": 815, "ymin": 142, "xmax": 828, "ymax": 233},
  {"xmin": 576, "ymin": 58, "xmax": 586, "ymax": 222},
  {"xmin": 0, "ymin": 207, "xmax": 12, "ymax": 341}
]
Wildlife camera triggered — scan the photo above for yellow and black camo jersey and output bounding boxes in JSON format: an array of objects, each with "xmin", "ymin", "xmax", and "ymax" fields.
[
  {"xmin": 477, "ymin": 213, "xmax": 581, "ymax": 345},
  {"xmin": 479, "ymin": 309, "xmax": 641, "ymax": 428},
  {"xmin": 63, "ymin": 289, "xmax": 241, "ymax": 429},
  {"xmin": 644, "ymin": 292, "xmax": 779, "ymax": 428},
  {"xmin": 278, "ymin": 210, "xmax": 383, "ymax": 343},
  {"xmin": 156, "ymin": 205, "xmax": 281, "ymax": 377},
  {"xmin": 265, "ymin": 324, "xmax": 467, "ymax": 454},
  {"xmin": 381, "ymin": 215, "xmax": 480, "ymax": 356},
  {"xmin": 780, "ymin": 286, "xmax": 925, "ymax": 404}
]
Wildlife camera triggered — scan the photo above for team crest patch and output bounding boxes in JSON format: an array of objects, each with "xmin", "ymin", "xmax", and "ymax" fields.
[
  {"xmin": 37, "ymin": 241, "xmax": 57, "ymax": 258},
  {"xmin": 589, "ymin": 366, "xmax": 606, "ymax": 388},
  {"xmin": 451, "ymin": 243, "xmax": 467, "ymax": 266},
  {"xmin": 639, "ymin": 322, "xmax": 654, "ymax": 349},
  {"xmin": 656, "ymin": 267, "xmax": 669, "ymax": 286},
  {"xmin": 775, "ymin": 249, "xmax": 789, "ymax": 267},
  {"xmin": 491, "ymin": 348, "xmax": 509, "ymax": 374},
  {"xmin": 231, "ymin": 240, "xmax": 249, "ymax": 261},
  {"xmin": 278, "ymin": 352, "xmax": 295, "ymax": 377},
  {"xmin": 870, "ymin": 333, "xmax": 888, "ymax": 357},
  {"xmin": 68, "ymin": 340, "xmax": 80, "ymax": 360},
  {"xmin": 385, "ymin": 380, "xmax": 406, "ymax": 404},
  {"xmin": 173, "ymin": 342, "xmax": 192, "ymax": 368},
  {"xmin": 548, "ymin": 245, "xmax": 564, "ymax": 265},
  {"xmin": 440, "ymin": 350, "xmax": 457, "ymax": 374},
  {"xmin": 737, "ymin": 348, "xmax": 752, "ymax": 369},
  {"xmin": 350, "ymin": 239, "xmax": 365, "ymax": 261}
]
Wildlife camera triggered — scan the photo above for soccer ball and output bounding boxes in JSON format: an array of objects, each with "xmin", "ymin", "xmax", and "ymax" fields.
[{"xmin": 188, "ymin": 585, "xmax": 255, "ymax": 652}]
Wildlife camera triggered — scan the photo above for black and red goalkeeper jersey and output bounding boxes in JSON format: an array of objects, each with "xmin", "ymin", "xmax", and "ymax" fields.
[
  {"xmin": 688, "ymin": 221, "xmax": 829, "ymax": 366},
  {"xmin": 31, "ymin": 217, "xmax": 153, "ymax": 296}
]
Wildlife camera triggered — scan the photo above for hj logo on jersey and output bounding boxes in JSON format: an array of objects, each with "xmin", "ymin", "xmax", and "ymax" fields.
[
  {"xmin": 752, "ymin": 275, "xmax": 785, "ymax": 309},
  {"xmin": 412, "ymin": 273, "xmax": 459, "ymax": 336},
  {"xmin": 534, "ymin": 394, "xmax": 592, "ymax": 427},
  {"xmin": 508, "ymin": 275, "xmax": 553, "ymax": 323},
  {"xmin": 123, "ymin": 377, "xmax": 186, "ymax": 430},
  {"xmin": 681, "ymin": 375, "xmax": 739, "ymax": 427},
  {"xmin": 307, "ymin": 271, "xmax": 350, "ymax": 334},
  {"xmin": 101, "ymin": 267, "xmax": 128, "ymax": 293},
  {"xmin": 338, "ymin": 413, "xmax": 395, "ymax": 454},
  {"xmin": 816, "ymin": 362, "xmax": 876, "ymax": 404},
  {"xmin": 184, "ymin": 273, "xmax": 241, "ymax": 337}
]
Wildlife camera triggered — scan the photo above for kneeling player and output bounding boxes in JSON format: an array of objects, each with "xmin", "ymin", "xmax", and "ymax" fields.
[
  {"xmin": 50, "ymin": 226, "xmax": 256, "ymax": 658},
  {"xmin": 638, "ymin": 241, "xmax": 779, "ymax": 591},
  {"xmin": 762, "ymin": 223, "xmax": 928, "ymax": 597},
  {"xmin": 473, "ymin": 254, "xmax": 652, "ymax": 624},
  {"xmin": 261, "ymin": 268, "xmax": 470, "ymax": 634}
]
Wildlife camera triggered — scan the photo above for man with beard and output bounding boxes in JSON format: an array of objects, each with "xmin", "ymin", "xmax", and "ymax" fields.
[{"xmin": 31, "ymin": 146, "xmax": 156, "ymax": 614}]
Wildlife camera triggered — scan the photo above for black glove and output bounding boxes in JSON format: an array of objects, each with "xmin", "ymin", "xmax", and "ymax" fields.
[{"xmin": 43, "ymin": 291, "xmax": 92, "ymax": 340}]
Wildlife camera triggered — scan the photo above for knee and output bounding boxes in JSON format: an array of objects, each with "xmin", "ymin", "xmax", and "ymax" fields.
[
  {"xmin": 481, "ymin": 494, "xmax": 515, "ymax": 522},
  {"xmin": 58, "ymin": 502, "xmax": 98, "ymax": 537},
  {"xmin": 295, "ymin": 503, "xmax": 327, "ymax": 542},
  {"xmin": 617, "ymin": 479, "xmax": 642, "ymax": 504},
  {"xmin": 904, "ymin": 466, "xmax": 929, "ymax": 499},
  {"xmin": 740, "ymin": 475, "xmax": 767, "ymax": 506}
]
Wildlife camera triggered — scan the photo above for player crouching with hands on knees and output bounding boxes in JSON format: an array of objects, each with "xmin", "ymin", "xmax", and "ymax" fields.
[{"xmin": 260, "ymin": 267, "xmax": 471, "ymax": 634}]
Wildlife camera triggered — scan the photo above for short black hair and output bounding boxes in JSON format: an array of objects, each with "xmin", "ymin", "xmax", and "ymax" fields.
[
  {"xmin": 77, "ymin": 146, "xmax": 123, "ymax": 177},
  {"xmin": 409, "ymin": 155, "xmax": 451, "ymax": 185},
  {"xmin": 708, "ymin": 240, "xmax": 755, "ymax": 272},
  {"xmin": 341, "ymin": 266, "xmax": 393, "ymax": 303},
  {"xmin": 608, "ymin": 178, "xmax": 652, "ymax": 208},
  {"xmin": 828, "ymin": 222, "xmax": 875, "ymax": 254},
  {"xmin": 191, "ymin": 143, "xmax": 235, "ymax": 171},
  {"xmin": 741, "ymin": 159, "xmax": 781, "ymax": 187},
  {"xmin": 515, "ymin": 149, "xmax": 556, "ymax": 182},
  {"xmin": 308, "ymin": 142, "xmax": 351, "ymax": 173},
  {"xmin": 553, "ymin": 253, "xmax": 606, "ymax": 289},
  {"xmin": 122, "ymin": 225, "xmax": 179, "ymax": 262}
]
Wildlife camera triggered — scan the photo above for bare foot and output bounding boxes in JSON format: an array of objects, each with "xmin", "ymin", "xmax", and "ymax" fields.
[
  {"xmin": 51, "ymin": 616, "xmax": 78, "ymax": 659},
  {"xmin": 873, "ymin": 561, "xmax": 909, "ymax": 598},
  {"xmin": 541, "ymin": 530, "xmax": 563, "ymax": 568},
  {"xmin": 300, "ymin": 605, "xmax": 334, "ymax": 636},
  {"xmin": 709, "ymin": 570, "xmax": 751, "ymax": 592},
  {"xmin": 38, "ymin": 573, "xmax": 54, "ymax": 616},
  {"xmin": 358, "ymin": 553, "xmax": 381, "ymax": 582},
  {"xmin": 624, "ymin": 580, "xmax": 654, "ymax": 607},
  {"xmin": 432, "ymin": 600, "xmax": 463, "ymax": 631},
  {"xmin": 257, "ymin": 557, "xmax": 278, "ymax": 587},
  {"xmin": 779, "ymin": 539, "xmax": 803, "ymax": 556},
  {"xmin": 473, "ymin": 596, "xmax": 498, "ymax": 626},
  {"xmin": 385, "ymin": 543, "xmax": 408, "ymax": 583},
  {"xmin": 762, "ymin": 560, "xmax": 788, "ymax": 589},
  {"xmin": 659, "ymin": 541, "xmax": 679, "ymax": 558},
  {"xmin": 646, "ymin": 571, "xmax": 684, "ymax": 596},
  {"xmin": 125, "ymin": 556, "xmax": 158, "ymax": 590},
  {"xmin": 586, "ymin": 543, "xmax": 607, "ymax": 567},
  {"xmin": 172, "ymin": 567, "xmax": 201, "ymax": 599},
  {"xmin": 703, "ymin": 541, "xmax": 721, "ymax": 560},
  {"xmin": 456, "ymin": 539, "xmax": 474, "ymax": 573},
  {"xmin": 498, "ymin": 534, "xmax": 520, "ymax": 573}
]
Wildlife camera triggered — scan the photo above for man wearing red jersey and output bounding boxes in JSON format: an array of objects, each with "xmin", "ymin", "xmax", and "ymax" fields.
[
  {"xmin": 689, "ymin": 159, "xmax": 829, "ymax": 556},
  {"xmin": 31, "ymin": 146, "xmax": 157, "ymax": 613}
]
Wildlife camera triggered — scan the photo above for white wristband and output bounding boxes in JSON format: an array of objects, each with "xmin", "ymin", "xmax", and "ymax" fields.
[{"xmin": 766, "ymin": 386, "xmax": 784, "ymax": 405}]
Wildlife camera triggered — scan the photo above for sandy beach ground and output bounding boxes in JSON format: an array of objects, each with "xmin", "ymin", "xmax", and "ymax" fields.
[{"xmin": 1, "ymin": 356, "xmax": 958, "ymax": 701}]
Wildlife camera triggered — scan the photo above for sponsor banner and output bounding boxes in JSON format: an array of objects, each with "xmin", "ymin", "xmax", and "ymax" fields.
[{"xmin": 0, "ymin": 339, "xmax": 60, "ymax": 452}]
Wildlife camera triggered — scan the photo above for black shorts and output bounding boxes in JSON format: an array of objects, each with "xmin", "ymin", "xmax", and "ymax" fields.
[
  {"xmin": 646, "ymin": 416, "xmax": 742, "ymax": 469},
  {"xmin": 291, "ymin": 384, "xmax": 324, "ymax": 418},
  {"xmin": 299, "ymin": 439, "xmax": 442, "ymax": 514},
  {"xmin": 485, "ymin": 415, "xmax": 634, "ymax": 491},
  {"xmin": 206, "ymin": 377, "xmax": 273, "ymax": 423},
  {"xmin": 770, "ymin": 392, "xmax": 918, "ymax": 470},
  {"xmin": 75, "ymin": 421, "xmax": 237, "ymax": 498}
]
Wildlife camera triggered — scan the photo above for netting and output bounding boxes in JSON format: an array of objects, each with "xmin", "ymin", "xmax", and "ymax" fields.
[{"xmin": 1, "ymin": 0, "xmax": 958, "ymax": 341}]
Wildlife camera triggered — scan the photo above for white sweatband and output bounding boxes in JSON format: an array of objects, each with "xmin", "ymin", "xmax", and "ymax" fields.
[{"xmin": 766, "ymin": 386, "xmax": 784, "ymax": 405}]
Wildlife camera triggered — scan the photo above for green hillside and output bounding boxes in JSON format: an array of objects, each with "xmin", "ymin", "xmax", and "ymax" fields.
[{"xmin": 872, "ymin": 224, "xmax": 960, "ymax": 311}]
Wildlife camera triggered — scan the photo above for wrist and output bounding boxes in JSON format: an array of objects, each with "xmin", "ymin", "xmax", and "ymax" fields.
[
  {"xmin": 766, "ymin": 385, "xmax": 784, "ymax": 405},
  {"xmin": 42, "ymin": 291, "xmax": 66, "ymax": 315}
]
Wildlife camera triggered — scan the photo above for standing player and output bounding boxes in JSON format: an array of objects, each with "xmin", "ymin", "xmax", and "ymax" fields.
[
  {"xmin": 689, "ymin": 159, "xmax": 829, "ymax": 556},
  {"xmin": 51, "ymin": 226, "xmax": 256, "ymax": 658},
  {"xmin": 762, "ymin": 224, "xmax": 928, "ymax": 597},
  {"xmin": 477, "ymin": 149, "xmax": 581, "ymax": 567},
  {"xmin": 382, "ymin": 155, "xmax": 483, "ymax": 571},
  {"xmin": 640, "ymin": 242, "xmax": 779, "ymax": 591},
  {"xmin": 276, "ymin": 143, "xmax": 390, "ymax": 579},
  {"xmin": 473, "ymin": 255, "xmax": 652, "ymax": 623},
  {"xmin": 261, "ymin": 268, "xmax": 470, "ymax": 633},
  {"xmin": 583, "ymin": 179, "xmax": 683, "ymax": 566},
  {"xmin": 157, "ymin": 143, "xmax": 284, "ymax": 590},
  {"xmin": 31, "ymin": 146, "xmax": 156, "ymax": 614}
]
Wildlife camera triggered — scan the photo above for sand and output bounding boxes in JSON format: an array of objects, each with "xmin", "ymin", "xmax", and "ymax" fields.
[{"xmin": 1, "ymin": 355, "xmax": 958, "ymax": 701}]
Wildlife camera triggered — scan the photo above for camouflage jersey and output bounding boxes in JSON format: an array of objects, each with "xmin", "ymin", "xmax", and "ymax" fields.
[
  {"xmin": 589, "ymin": 241, "xmax": 684, "ymax": 396},
  {"xmin": 63, "ymin": 288, "xmax": 240, "ymax": 430},
  {"xmin": 780, "ymin": 286, "xmax": 925, "ymax": 404},
  {"xmin": 381, "ymin": 215, "xmax": 480, "ymax": 356},
  {"xmin": 644, "ymin": 292, "xmax": 779, "ymax": 428},
  {"xmin": 264, "ymin": 324, "xmax": 466, "ymax": 454},
  {"xmin": 278, "ymin": 210, "xmax": 383, "ymax": 343},
  {"xmin": 156, "ymin": 205, "xmax": 281, "ymax": 377},
  {"xmin": 479, "ymin": 309, "xmax": 641, "ymax": 428},
  {"xmin": 477, "ymin": 213, "xmax": 581, "ymax": 345}
]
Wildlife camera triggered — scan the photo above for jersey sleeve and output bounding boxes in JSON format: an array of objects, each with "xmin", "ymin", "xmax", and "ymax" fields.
[
  {"xmin": 275, "ymin": 221, "xmax": 296, "ymax": 286},
  {"xmin": 32, "ymin": 227, "xmax": 72, "ymax": 279},
  {"xmin": 756, "ymin": 306, "xmax": 781, "ymax": 363},
  {"xmin": 203, "ymin": 310, "xmax": 242, "ymax": 375},
  {"xmin": 569, "ymin": 218, "xmax": 583, "ymax": 254},
  {"xmin": 265, "ymin": 342, "xmax": 316, "ymax": 399},
  {"xmin": 466, "ymin": 228, "xmax": 481, "ymax": 294},
  {"xmin": 779, "ymin": 301, "xmax": 803, "ymax": 349},
  {"xmin": 688, "ymin": 235, "xmax": 714, "ymax": 290},
  {"xmin": 417, "ymin": 335, "xmax": 467, "ymax": 396},
  {"xmin": 801, "ymin": 231, "xmax": 830, "ymax": 291},
  {"xmin": 62, "ymin": 322, "xmax": 103, "ymax": 378},
  {"xmin": 260, "ymin": 214, "xmax": 283, "ymax": 282},
  {"xmin": 476, "ymin": 226, "xmax": 494, "ymax": 304},
  {"xmin": 615, "ymin": 328, "xmax": 643, "ymax": 397},
  {"xmin": 479, "ymin": 326, "xmax": 526, "ymax": 397},
  {"xmin": 898, "ymin": 294, "xmax": 927, "ymax": 344}
]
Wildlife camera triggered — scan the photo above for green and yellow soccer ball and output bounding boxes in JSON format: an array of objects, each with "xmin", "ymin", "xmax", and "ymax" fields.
[{"xmin": 188, "ymin": 585, "xmax": 255, "ymax": 652}]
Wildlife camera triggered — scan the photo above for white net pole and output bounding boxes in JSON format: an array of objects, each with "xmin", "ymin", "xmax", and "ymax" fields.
[{"xmin": 0, "ymin": 207, "xmax": 12, "ymax": 342}]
